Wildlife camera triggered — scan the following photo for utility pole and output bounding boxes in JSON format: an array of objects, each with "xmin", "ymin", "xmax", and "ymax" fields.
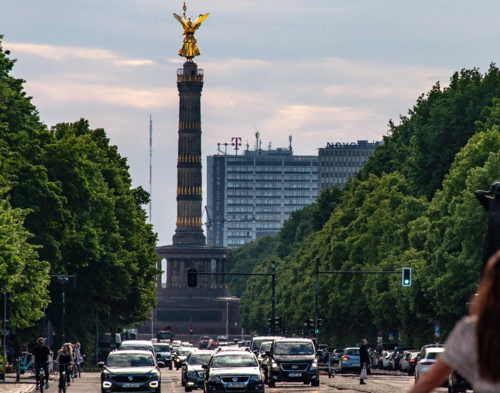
[{"xmin": 3, "ymin": 293, "xmax": 7, "ymax": 382}]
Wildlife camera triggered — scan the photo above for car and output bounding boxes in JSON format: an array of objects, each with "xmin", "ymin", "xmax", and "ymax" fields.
[
  {"xmin": 400, "ymin": 350, "xmax": 419, "ymax": 373},
  {"xmin": 153, "ymin": 343, "xmax": 173, "ymax": 370},
  {"xmin": 415, "ymin": 347, "xmax": 446, "ymax": 385},
  {"xmin": 263, "ymin": 338, "xmax": 319, "ymax": 387},
  {"xmin": 174, "ymin": 347, "xmax": 197, "ymax": 370},
  {"xmin": 203, "ymin": 350, "xmax": 264, "ymax": 393},
  {"xmin": 215, "ymin": 336, "xmax": 228, "ymax": 347},
  {"xmin": 118, "ymin": 340, "xmax": 156, "ymax": 356},
  {"xmin": 257, "ymin": 341, "xmax": 273, "ymax": 365},
  {"xmin": 99, "ymin": 349, "xmax": 163, "ymax": 393},
  {"xmin": 339, "ymin": 347, "xmax": 361, "ymax": 373},
  {"xmin": 382, "ymin": 351, "xmax": 392, "ymax": 370},
  {"xmin": 376, "ymin": 343, "xmax": 398, "ymax": 368},
  {"xmin": 332, "ymin": 349, "xmax": 343, "ymax": 363},
  {"xmin": 182, "ymin": 350, "xmax": 215, "ymax": 392},
  {"xmin": 407, "ymin": 352, "xmax": 421, "ymax": 376},
  {"xmin": 389, "ymin": 350, "xmax": 404, "ymax": 371},
  {"xmin": 199, "ymin": 336, "xmax": 211, "ymax": 349},
  {"xmin": 250, "ymin": 336, "xmax": 283, "ymax": 356}
]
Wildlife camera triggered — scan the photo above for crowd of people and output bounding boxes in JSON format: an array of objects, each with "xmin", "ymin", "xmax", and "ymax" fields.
[{"xmin": 31, "ymin": 337, "xmax": 84, "ymax": 392}]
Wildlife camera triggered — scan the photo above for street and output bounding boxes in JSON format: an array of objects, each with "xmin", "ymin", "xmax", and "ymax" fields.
[{"xmin": 3, "ymin": 367, "xmax": 452, "ymax": 393}]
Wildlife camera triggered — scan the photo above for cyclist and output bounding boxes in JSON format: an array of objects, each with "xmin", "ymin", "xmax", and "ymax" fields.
[
  {"xmin": 55, "ymin": 343, "xmax": 74, "ymax": 391},
  {"xmin": 31, "ymin": 337, "xmax": 50, "ymax": 391}
]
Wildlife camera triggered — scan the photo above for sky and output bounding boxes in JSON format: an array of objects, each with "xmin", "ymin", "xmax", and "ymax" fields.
[{"xmin": 2, "ymin": 0, "xmax": 500, "ymax": 245}]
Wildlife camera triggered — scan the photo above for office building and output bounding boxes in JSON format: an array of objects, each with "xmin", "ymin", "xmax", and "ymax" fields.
[
  {"xmin": 318, "ymin": 140, "xmax": 382, "ymax": 191},
  {"xmin": 207, "ymin": 136, "xmax": 318, "ymax": 249}
]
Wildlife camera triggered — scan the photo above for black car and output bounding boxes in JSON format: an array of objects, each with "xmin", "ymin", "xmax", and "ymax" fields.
[
  {"xmin": 199, "ymin": 336, "xmax": 211, "ymax": 349},
  {"xmin": 153, "ymin": 343, "xmax": 172, "ymax": 370},
  {"xmin": 262, "ymin": 338, "xmax": 319, "ymax": 387},
  {"xmin": 174, "ymin": 348, "xmax": 196, "ymax": 370},
  {"xmin": 182, "ymin": 351, "xmax": 215, "ymax": 392},
  {"xmin": 99, "ymin": 349, "xmax": 163, "ymax": 393},
  {"xmin": 203, "ymin": 350, "xmax": 264, "ymax": 393}
]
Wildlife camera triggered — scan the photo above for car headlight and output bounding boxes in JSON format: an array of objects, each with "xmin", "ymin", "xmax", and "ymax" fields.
[
  {"xmin": 149, "ymin": 380, "xmax": 159, "ymax": 388},
  {"xmin": 146, "ymin": 373, "xmax": 155, "ymax": 379},
  {"xmin": 310, "ymin": 361, "xmax": 318, "ymax": 370},
  {"xmin": 250, "ymin": 375, "xmax": 262, "ymax": 382},
  {"xmin": 187, "ymin": 370, "xmax": 198, "ymax": 377},
  {"xmin": 271, "ymin": 361, "xmax": 279, "ymax": 369},
  {"xmin": 102, "ymin": 381, "xmax": 113, "ymax": 389},
  {"xmin": 208, "ymin": 375, "xmax": 221, "ymax": 383}
]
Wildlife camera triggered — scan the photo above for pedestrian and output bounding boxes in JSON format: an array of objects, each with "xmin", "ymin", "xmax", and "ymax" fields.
[
  {"xmin": 410, "ymin": 250, "xmax": 500, "ymax": 393},
  {"xmin": 31, "ymin": 337, "xmax": 50, "ymax": 391},
  {"xmin": 359, "ymin": 339, "xmax": 369, "ymax": 385}
]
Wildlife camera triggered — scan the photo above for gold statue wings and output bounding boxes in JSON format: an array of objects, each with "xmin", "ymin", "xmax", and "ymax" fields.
[{"xmin": 172, "ymin": 13, "xmax": 209, "ymax": 31}]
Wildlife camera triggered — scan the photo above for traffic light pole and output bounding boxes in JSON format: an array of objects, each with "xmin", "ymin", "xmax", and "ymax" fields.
[
  {"xmin": 315, "ymin": 260, "xmax": 408, "ymax": 341},
  {"xmin": 189, "ymin": 261, "xmax": 277, "ymax": 334}
]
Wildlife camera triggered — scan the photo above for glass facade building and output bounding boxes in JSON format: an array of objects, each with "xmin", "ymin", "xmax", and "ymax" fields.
[
  {"xmin": 207, "ymin": 148, "xmax": 318, "ymax": 249},
  {"xmin": 318, "ymin": 140, "xmax": 382, "ymax": 191}
]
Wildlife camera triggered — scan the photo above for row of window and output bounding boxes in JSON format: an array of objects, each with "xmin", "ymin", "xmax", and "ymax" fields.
[
  {"xmin": 227, "ymin": 174, "xmax": 317, "ymax": 181},
  {"xmin": 321, "ymin": 150, "xmax": 373, "ymax": 157},
  {"xmin": 227, "ymin": 183, "xmax": 313, "ymax": 190}
]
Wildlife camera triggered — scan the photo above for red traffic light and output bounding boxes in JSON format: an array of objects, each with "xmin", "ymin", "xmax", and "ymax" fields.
[{"xmin": 189, "ymin": 329, "xmax": 193, "ymax": 333}]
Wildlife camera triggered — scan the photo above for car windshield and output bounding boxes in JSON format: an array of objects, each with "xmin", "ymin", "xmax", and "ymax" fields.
[
  {"xmin": 179, "ymin": 350, "xmax": 193, "ymax": 356},
  {"xmin": 259, "ymin": 342, "xmax": 272, "ymax": 354},
  {"xmin": 426, "ymin": 352, "xmax": 441, "ymax": 360},
  {"xmin": 154, "ymin": 345, "xmax": 170, "ymax": 352},
  {"xmin": 189, "ymin": 353, "xmax": 213, "ymax": 365},
  {"xmin": 274, "ymin": 342, "xmax": 314, "ymax": 355},
  {"xmin": 121, "ymin": 345, "xmax": 152, "ymax": 352},
  {"xmin": 211, "ymin": 354, "xmax": 258, "ymax": 368},
  {"xmin": 107, "ymin": 353, "xmax": 155, "ymax": 368},
  {"xmin": 345, "ymin": 349, "xmax": 360, "ymax": 356}
]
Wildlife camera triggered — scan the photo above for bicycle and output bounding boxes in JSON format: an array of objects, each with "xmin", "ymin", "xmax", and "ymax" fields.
[
  {"xmin": 55, "ymin": 362, "xmax": 72, "ymax": 393},
  {"xmin": 34, "ymin": 362, "xmax": 49, "ymax": 392}
]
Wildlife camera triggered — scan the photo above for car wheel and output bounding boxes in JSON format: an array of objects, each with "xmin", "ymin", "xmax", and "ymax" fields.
[
  {"xmin": 268, "ymin": 380, "xmax": 275, "ymax": 388},
  {"xmin": 311, "ymin": 380, "xmax": 320, "ymax": 387},
  {"xmin": 303, "ymin": 381, "xmax": 309, "ymax": 384}
]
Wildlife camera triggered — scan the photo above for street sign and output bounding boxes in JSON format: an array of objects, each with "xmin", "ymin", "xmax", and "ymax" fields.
[
  {"xmin": 377, "ymin": 336, "xmax": 382, "ymax": 343},
  {"xmin": 388, "ymin": 333, "xmax": 393, "ymax": 341}
]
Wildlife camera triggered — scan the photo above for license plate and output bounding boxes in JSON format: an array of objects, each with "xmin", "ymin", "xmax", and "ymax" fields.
[
  {"xmin": 353, "ymin": 364, "xmax": 360, "ymax": 367},
  {"xmin": 122, "ymin": 383, "xmax": 141, "ymax": 388},
  {"xmin": 227, "ymin": 383, "xmax": 245, "ymax": 388},
  {"xmin": 289, "ymin": 373, "xmax": 302, "ymax": 377}
]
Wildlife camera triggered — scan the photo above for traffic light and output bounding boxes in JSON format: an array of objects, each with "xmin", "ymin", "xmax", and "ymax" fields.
[
  {"xmin": 189, "ymin": 329, "xmax": 193, "ymax": 334},
  {"xmin": 267, "ymin": 318, "xmax": 273, "ymax": 328},
  {"xmin": 277, "ymin": 316, "xmax": 283, "ymax": 329},
  {"xmin": 187, "ymin": 268, "xmax": 198, "ymax": 287},
  {"xmin": 402, "ymin": 267, "xmax": 412, "ymax": 287},
  {"xmin": 303, "ymin": 317, "xmax": 313, "ymax": 329},
  {"xmin": 315, "ymin": 319, "xmax": 322, "ymax": 334}
]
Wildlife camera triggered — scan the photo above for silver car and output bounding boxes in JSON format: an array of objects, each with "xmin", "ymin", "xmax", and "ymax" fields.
[
  {"xmin": 339, "ymin": 347, "xmax": 361, "ymax": 373},
  {"xmin": 415, "ymin": 347, "xmax": 446, "ymax": 384},
  {"xmin": 182, "ymin": 351, "xmax": 215, "ymax": 392}
]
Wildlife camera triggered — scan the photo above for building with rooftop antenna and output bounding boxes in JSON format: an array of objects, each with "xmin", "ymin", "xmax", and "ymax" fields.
[{"xmin": 206, "ymin": 134, "xmax": 318, "ymax": 249}]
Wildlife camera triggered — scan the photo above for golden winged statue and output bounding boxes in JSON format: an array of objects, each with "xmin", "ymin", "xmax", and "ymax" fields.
[{"xmin": 173, "ymin": 3, "xmax": 209, "ymax": 61}]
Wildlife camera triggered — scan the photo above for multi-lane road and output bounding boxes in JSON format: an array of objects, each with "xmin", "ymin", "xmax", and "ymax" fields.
[{"xmin": 55, "ymin": 367, "xmax": 451, "ymax": 393}]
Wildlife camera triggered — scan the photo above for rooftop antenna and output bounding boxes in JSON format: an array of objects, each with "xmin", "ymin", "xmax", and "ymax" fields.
[
  {"xmin": 267, "ymin": 142, "xmax": 272, "ymax": 150},
  {"xmin": 289, "ymin": 135, "xmax": 293, "ymax": 152},
  {"xmin": 255, "ymin": 131, "xmax": 260, "ymax": 151},
  {"xmin": 246, "ymin": 140, "xmax": 249, "ymax": 151}
]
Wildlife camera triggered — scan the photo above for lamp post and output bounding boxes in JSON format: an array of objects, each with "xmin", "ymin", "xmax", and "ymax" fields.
[{"xmin": 49, "ymin": 274, "xmax": 76, "ymax": 345}]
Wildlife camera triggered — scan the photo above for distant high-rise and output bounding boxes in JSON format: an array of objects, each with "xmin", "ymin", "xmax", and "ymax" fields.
[
  {"xmin": 207, "ymin": 136, "xmax": 318, "ymax": 249},
  {"xmin": 318, "ymin": 140, "xmax": 382, "ymax": 191}
]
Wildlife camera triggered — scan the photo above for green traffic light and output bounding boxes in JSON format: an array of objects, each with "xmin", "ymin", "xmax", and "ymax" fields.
[{"xmin": 315, "ymin": 329, "xmax": 319, "ymax": 334}]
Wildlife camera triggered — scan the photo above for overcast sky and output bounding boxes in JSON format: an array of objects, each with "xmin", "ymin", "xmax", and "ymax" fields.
[{"xmin": 2, "ymin": 0, "xmax": 500, "ymax": 245}]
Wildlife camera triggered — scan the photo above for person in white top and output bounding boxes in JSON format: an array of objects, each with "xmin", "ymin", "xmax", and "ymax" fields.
[{"xmin": 410, "ymin": 250, "xmax": 500, "ymax": 393}]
